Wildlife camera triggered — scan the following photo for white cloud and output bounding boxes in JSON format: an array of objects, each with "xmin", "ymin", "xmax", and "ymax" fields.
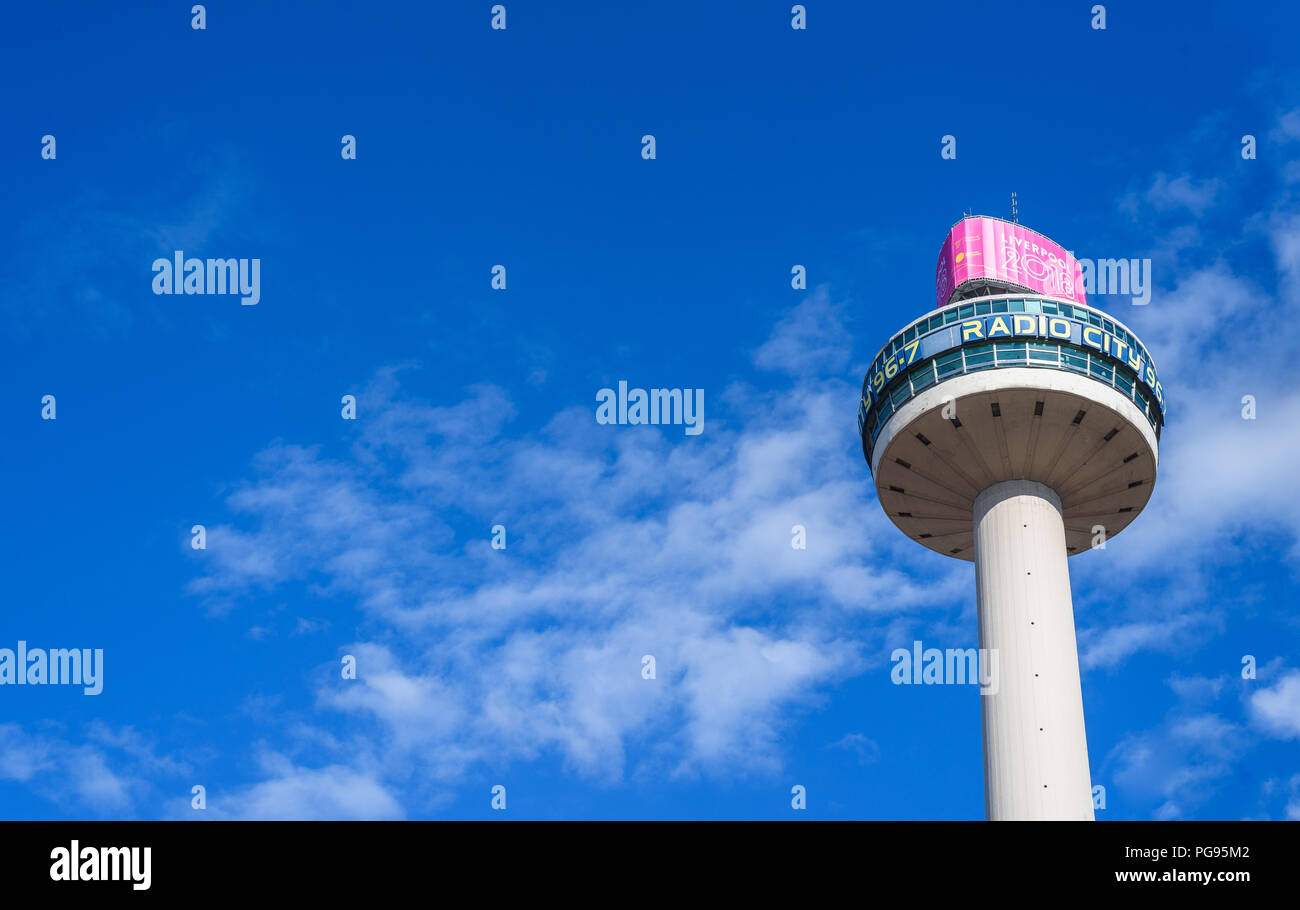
[
  {"xmin": 0, "ymin": 725, "xmax": 56, "ymax": 783},
  {"xmin": 753, "ymin": 286, "xmax": 851, "ymax": 376},
  {"xmin": 1076, "ymin": 174, "xmax": 1300, "ymax": 580},
  {"xmin": 1287, "ymin": 775, "xmax": 1300, "ymax": 820},
  {"xmin": 186, "ymin": 291, "xmax": 964, "ymax": 811},
  {"xmin": 1105, "ymin": 716, "xmax": 1239, "ymax": 819},
  {"xmin": 0, "ymin": 723, "xmax": 186, "ymax": 817},
  {"xmin": 206, "ymin": 755, "xmax": 404, "ymax": 820},
  {"xmin": 1144, "ymin": 173, "xmax": 1223, "ymax": 217},
  {"xmin": 827, "ymin": 732, "xmax": 881, "ymax": 765},
  {"xmin": 1079, "ymin": 613, "xmax": 1212, "ymax": 671},
  {"xmin": 1248, "ymin": 670, "xmax": 1300, "ymax": 739}
]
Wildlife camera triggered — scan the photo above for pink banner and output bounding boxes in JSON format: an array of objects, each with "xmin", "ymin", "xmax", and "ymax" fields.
[{"xmin": 934, "ymin": 217, "xmax": 1086, "ymax": 309}]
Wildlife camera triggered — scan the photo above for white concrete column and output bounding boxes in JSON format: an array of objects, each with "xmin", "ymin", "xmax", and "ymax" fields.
[{"xmin": 973, "ymin": 480, "xmax": 1094, "ymax": 821}]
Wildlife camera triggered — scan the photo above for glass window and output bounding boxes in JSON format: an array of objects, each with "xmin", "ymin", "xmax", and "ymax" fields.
[
  {"xmin": 1088, "ymin": 311, "xmax": 1102, "ymax": 328},
  {"xmin": 1042, "ymin": 301, "xmax": 1059, "ymax": 314},
  {"xmin": 891, "ymin": 382, "xmax": 911, "ymax": 408},
  {"xmin": 1028, "ymin": 343, "xmax": 1059, "ymax": 364},
  {"xmin": 910, "ymin": 361, "xmax": 936, "ymax": 391},
  {"xmin": 965, "ymin": 344, "xmax": 995, "ymax": 370},
  {"xmin": 1009, "ymin": 299, "xmax": 1025, "ymax": 312},
  {"xmin": 1089, "ymin": 358, "xmax": 1113, "ymax": 382},
  {"xmin": 1058, "ymin": 304, "xmax": 1074, "ymax": 318},
  {"xmin": 958, "ymin": 304, "xmax": 974, "ymax": 319},
  {"xmin": 1114, "ymin": 368, "xmax": 1134, "ymax": 396},
  {"xmin": 928, "ymin": 315, "xmax": 941, "ymax": 332},
  {"xmin": 975, "ymin": 301, "xmax": 991, "ymax": 315},
  {"xmin": 994, "ymin": 342, "xmax": 1026, "ymax": 364},
  {"xmin": 1024, "ymin": 299, "xmax": 1042, "ymax": 313},
  {"xmin": 1061, "ymin": 350, "xmax": 1088, "ymax": 373},
  {"xmin": 991, "ymin": 300, "xmax": 1009, "ymax": 313},
  {"xmin": 935, "ymin": 350, "xmax": 964, "ymax": 378},
  {"xmin": 1102, "ymin": 319, "xmax": 1115, "ymax": 334},
  {"xmin": 943, "ymin": 308, "xmax": 959, "ymax": 324}
]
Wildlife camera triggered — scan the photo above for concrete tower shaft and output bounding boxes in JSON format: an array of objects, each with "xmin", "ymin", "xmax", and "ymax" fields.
[{"xmin": 974, "ymin": 481, "xmax": 1093, "ymax": 820}]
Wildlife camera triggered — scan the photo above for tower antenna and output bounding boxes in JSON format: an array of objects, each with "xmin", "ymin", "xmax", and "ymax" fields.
[{"xmin": 1011, "ymin": 192, "xmax": 1018, "ymax": 224}]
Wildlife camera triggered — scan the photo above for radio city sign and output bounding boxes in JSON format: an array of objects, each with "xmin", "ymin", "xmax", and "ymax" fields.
[{"xmin": 861, "ymin": 311, "xmax": 1165, "ymax": 418}]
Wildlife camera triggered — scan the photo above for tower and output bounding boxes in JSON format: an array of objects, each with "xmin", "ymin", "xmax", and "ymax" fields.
[{"xmin": 859, "ymin": 216, "xmax": 1165, "ymax": 820}]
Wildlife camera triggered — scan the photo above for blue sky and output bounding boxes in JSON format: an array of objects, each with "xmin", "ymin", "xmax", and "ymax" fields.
[{"xmin": 2, "ymin": 0, "xmax": 1299, "ymax": 820}]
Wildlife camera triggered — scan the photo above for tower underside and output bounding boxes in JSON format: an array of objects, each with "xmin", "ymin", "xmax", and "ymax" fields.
[{"xmin": 870, "ymin": 368, "xmax": 1158, "ymax": 561}]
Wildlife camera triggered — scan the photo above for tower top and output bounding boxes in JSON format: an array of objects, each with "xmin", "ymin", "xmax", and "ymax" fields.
[{"xmin": 934, "ymin": 215, "xmax": 1086, "ymax": 310}]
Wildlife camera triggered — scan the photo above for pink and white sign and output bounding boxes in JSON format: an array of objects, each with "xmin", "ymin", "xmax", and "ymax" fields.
[{"xmin": 934, "ymin": 216, "xmax": 1086, "ymax": 309}]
